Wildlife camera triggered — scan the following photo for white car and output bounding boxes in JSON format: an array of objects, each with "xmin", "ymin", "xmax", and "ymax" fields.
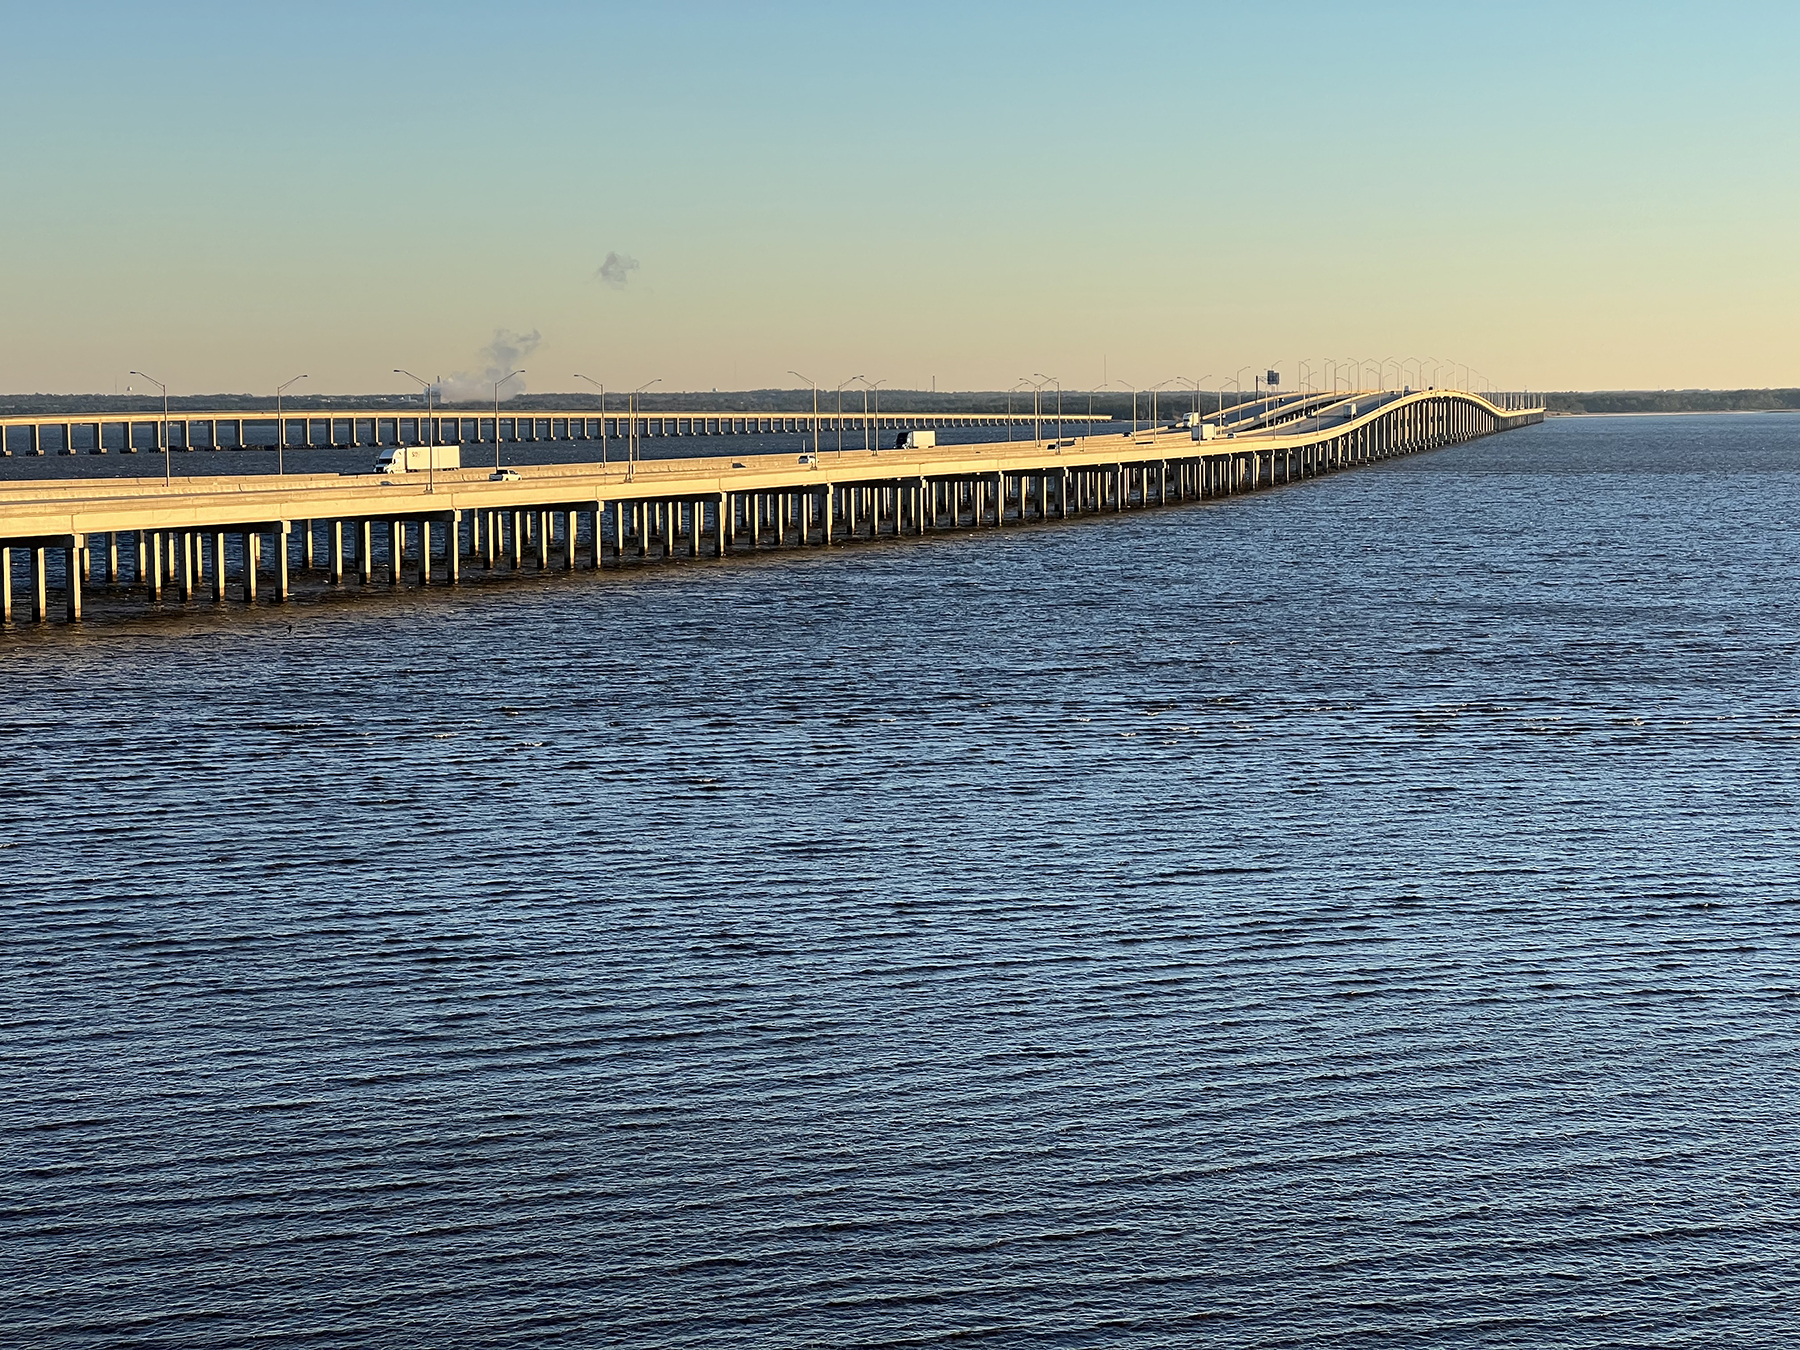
[{"xmin": 490, "ymin": 468, "xmax": 521, "ymax": 482}]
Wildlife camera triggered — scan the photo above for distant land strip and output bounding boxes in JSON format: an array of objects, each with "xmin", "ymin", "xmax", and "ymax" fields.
[{"xmin": 1, "ymin": 388, "xmax": 1796, "ymax": 419}]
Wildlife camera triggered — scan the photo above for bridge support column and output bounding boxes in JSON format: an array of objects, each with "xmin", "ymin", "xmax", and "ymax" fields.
[
  {"xmin": 28, "ymin": 548, "xmax": 47, "ymax": 621},
  {"xmin": 446, "ymin": 514, "xmax": 462, "ymax": 585},
  {"xmin": 63, "ymin": 540, "xmax": 83, "ymax": 622},
  {"xmin": 209, "ymin": 534, "xmax": 225, "ymax": 601},
  {"xmin": 242, "ymin": 534, "xmax": 258, "ymax": 603},
  {"xmin": 275, "ymin": 527, "xmax": 290, "ymax": 601},
  {"xmin": 0, "ymin": 548, "xmax": 10, "ymax": 623}
]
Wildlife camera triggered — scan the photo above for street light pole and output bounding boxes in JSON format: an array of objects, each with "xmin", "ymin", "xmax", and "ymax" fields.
[
  {"xmin": 275, "ymin": 374, "xmax": 307, "ymax": 477},
  {"xmin": 394, "ymin": 369, "xmax": 435, "ymax": 493},
  {"xmin": 630, "ymin": 379, "xmax": 660, "ymax": 480},
  {"xmin": 1233, "ymin": 366, "xmax": 1254, "ymax": 421},
  {"xmin": 573, "ymin": 373, "xmax": 604, "ymax": 464},
  {"xmin": 789, "ymin": 370, "xmax": 820, "ymax": 462},
  {"xmin": 1022, "ymin": 376, "xmax": 1045, "ymax": 443},
  {"xmin": 857, "ymin": 378, "xmax": 885, "ymax": 452},
  {"xmin": 492, "ymin": 368, "xmax": 526, "ymax": 469},
  {"xmin": 835, "ymin": 376, "xmax": 863, "ymax": 457},
  {"xmin": 129, "ymin": 371, "xmax": 170, "ymax": 486},
  {"xmin": 1033, "ymin": 373, "xmax": 1063, "ymax": 445},
  {"xmin": 1149, "ymin": 378, "xmax": 1173, "ymax": 440}
]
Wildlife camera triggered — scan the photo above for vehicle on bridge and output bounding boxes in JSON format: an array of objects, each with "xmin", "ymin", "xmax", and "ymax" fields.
[
  {"xmin": 373, "ymin": 445, "xmax": 461, "ymax": 475},
  {"xmin": 896, "ymin": 430, "xmax": 936, "ymax": 450}
]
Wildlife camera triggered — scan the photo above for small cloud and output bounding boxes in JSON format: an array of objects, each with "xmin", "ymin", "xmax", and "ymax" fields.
[{"xmin": 595, "ymin": 251, "xmax": 640, "ymax": 290}]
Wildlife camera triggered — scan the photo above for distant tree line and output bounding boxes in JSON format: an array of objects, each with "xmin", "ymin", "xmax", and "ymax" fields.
[
  {"xmin": 5, "ymin": 388, "xmax": 1798, "ymax": 418},
  {"xmin": 1544, "ymin": 389, "xmax": 1800, "ymax": 414}
]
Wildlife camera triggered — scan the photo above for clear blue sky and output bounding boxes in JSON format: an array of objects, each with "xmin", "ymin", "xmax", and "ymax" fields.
[{"xmin": 3, "ymin": 1, "xmax": 1795, "ymax": 396}]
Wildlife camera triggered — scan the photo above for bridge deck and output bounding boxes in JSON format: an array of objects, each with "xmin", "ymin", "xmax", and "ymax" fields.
[{"xmin": 0, "ymin": 390, "xmax": 1544, "ymax": 626}]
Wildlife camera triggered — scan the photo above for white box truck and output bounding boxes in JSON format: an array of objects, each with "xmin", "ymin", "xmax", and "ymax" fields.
[
  {"xmin": 896, "ymin": 430, "xmax": 937, "ymax": 450},
  {"xmin": 372, "ymin": 445, "xmax": 461, "ymax": 474}
]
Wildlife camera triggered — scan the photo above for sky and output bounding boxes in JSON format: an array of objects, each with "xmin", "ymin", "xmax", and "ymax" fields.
[{"xmin": 1, "ymin": 0, "xmax": 1795, "ymax": 398}]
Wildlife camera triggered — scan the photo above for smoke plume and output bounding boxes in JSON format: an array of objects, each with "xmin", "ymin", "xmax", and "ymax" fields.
[
  {"xmin": 435, "ymin": 328, "xmax": 542, "ymax": 403},
  {"xmin": 595, "ymin": 251, "xmax": 640, "ymax": 289}
]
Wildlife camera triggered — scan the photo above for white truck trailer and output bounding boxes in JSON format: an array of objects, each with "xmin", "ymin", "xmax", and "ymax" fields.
[{"xmin": 372, "ymin": 445, "xmax": 461, "ymax": 474}]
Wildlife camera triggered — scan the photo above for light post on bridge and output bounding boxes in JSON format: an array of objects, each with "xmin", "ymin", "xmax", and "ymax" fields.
[
  {"xmin": 1149, "ymin": 378, "xmax": 1173, "ymax": 440},
  {"xmin": 629, "ymin": 378, "xmax": 661, "ymax": 481},
  {"xmin": 275, "ymin": 374, "xmax": 307, "ymax": 477},
  {"xmin": 489, "ymin": 368, "xmax": 524, "ymax": 469},
  {"xmin": 394, "ymin": 369, "xmax": 437, "ymax": 494},
  {"xmin": 857, "ymin": 378, "xmax": 885, "ymax": 453},
  {"xmin": 1233, "ymin": 366, "xmax": 1254, "ymax": 422},
  {"xmin": 789, "ymin": 370, "xmax": 821, "ymax": 464},
  {"xmin": 1033, "ymin": 373, "xmax": 1062, "ymax": 445},
  {"xmin": 573, "ymin": 373, "xmax": 604, "ymax": 465},
  {"xmin": 1022, "ymin": 376, "xmax": 1048, "ymax": 443},
  {"xmin": 128, "ymin": 370, "xmax": 170, "ymax": 486},
  {"xmin": 1092, "ymin": 380, "xmax": 1124, "ymax": 440},
  {"xmin": 835, "ymin": 375, "xmax": 862, "ymax": 457}
]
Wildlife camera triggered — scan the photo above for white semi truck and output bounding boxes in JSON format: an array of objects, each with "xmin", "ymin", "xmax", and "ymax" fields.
[{"xmin": 372, "ymin": 445, "xmax": 461, "ymax": 474}]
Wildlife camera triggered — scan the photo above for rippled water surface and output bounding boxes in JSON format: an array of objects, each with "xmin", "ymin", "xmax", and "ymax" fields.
[{"xmin": 5, "ymin": 415, "xmax": 1799, "ymax": 1347}]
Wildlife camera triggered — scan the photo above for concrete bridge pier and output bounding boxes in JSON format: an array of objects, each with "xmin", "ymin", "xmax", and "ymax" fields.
[
  {"xmin": 443, "ymin": 514, "xmax": 462, "ymax": 585},
  {"xmin": 29, "ymin": 548, "xmax": 46, "ymax": 620},
  {"xmin": 240, "ymin": 533, "xmax": 258, "ymax": 602},
  {"xmin": 63, "ymin": 542, "xmax": 83, "ymax": 621}
]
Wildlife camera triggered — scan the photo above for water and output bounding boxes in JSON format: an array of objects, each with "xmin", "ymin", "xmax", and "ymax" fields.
[{"xmin": 5, "ymin": 414, "xmax": 1799, "ymax": 1346}]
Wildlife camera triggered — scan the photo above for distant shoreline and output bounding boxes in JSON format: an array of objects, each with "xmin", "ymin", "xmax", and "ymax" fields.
[{"xmin": 1548, "ymin": 407, "xmax": 1800, "ymax": 417}]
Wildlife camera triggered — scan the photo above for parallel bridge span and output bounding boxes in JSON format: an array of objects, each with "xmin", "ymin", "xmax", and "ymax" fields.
[
  {"xmin": 0, "ymin": 408, "xmax": 1109, "ymax": 456},
  {"xmin": 0, "ymin": 390, "xmax": 1542, "ymax": 626}
]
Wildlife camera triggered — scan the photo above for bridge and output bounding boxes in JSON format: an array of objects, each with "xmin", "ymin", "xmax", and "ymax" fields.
[
  {"xmin": 0, "ymin": 390, "xmax": 1542, "ymax": 625},
  {"xmin": 0, "ymin": 406, "xmax": 1109, "ymax": 456}
]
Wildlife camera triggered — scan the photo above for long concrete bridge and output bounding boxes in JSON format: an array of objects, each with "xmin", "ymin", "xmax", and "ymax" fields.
[
  {"xmin": 0, "ymin": 390, "xmax": 1542, "ymax": 625},
  {"xmin": 0, "ymin": 407, "xmax": 1108, "ymax": 456}
]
